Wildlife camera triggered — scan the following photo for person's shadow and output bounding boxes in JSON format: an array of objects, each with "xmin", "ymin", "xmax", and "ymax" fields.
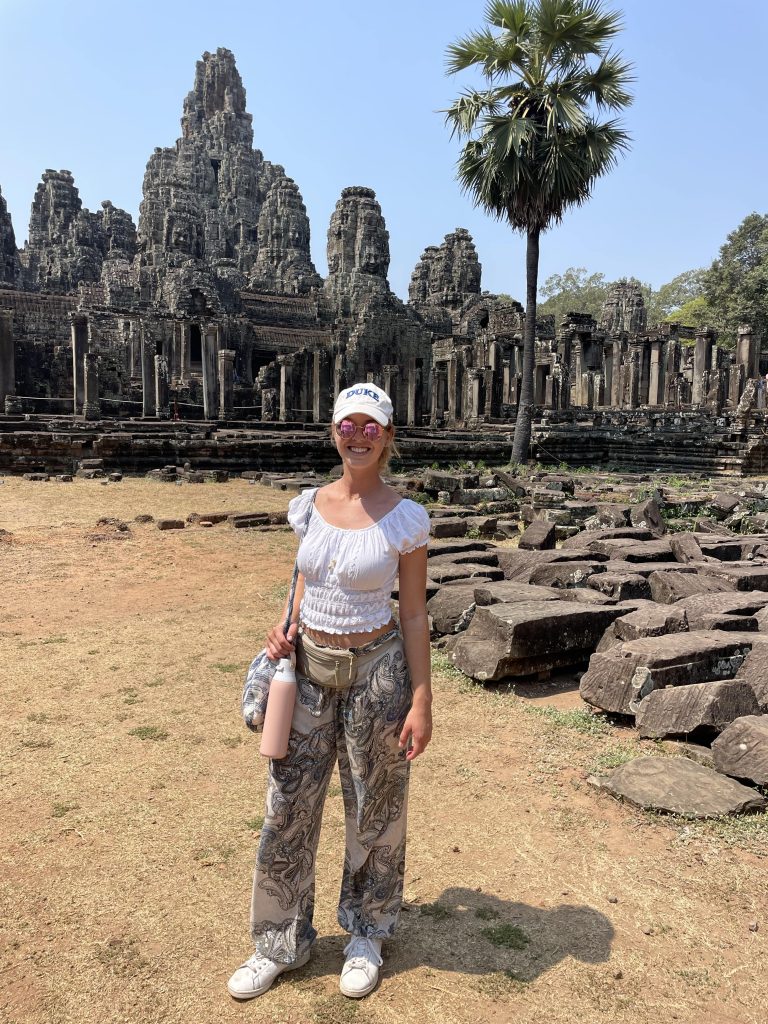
[{"xmin": 301, "ymin": 886, "xmax": 614, "ymax": 985}]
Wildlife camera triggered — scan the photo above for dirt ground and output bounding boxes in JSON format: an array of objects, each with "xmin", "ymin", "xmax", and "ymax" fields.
[{"xmin": 1, "ymin": 476, "xmax": 767, "ymax": 1024}]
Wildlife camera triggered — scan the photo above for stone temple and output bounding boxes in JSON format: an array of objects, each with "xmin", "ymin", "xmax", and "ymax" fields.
[{"xmin": 1, "ymin": 48, "xmax": 767, "ymax": 474}]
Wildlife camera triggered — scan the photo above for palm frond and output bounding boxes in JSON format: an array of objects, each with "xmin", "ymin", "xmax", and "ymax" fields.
[
  {"xmin": 443, "ymin": 89, "xmax": 502, "ymax": 138},
  {"xmin": 445, "ymin": 30, "xmax": 500, "ymax": 75}
]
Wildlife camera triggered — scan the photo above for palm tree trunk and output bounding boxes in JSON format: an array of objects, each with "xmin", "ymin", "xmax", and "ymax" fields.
[{"xmin": 511, "ymin": 227, "xmax": 540, "ymax": 464}]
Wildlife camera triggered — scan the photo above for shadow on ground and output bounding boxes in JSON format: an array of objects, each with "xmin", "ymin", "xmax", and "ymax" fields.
[{"xmin": 294, "ymin": 886, "xmax": 614, "ymax": 987}]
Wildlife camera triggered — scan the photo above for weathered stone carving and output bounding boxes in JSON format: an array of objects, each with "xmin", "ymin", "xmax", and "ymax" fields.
[
  {"xmin": 249, "ymin": 177, "xmax": 321, "ymax": 295},
  {"xmin": 136, "ymin": 47, "xmax": 285, "ymax": 305},
  {"xmin": 20, "ymin": 170, "xmax": 137, "ymax": 294},
  {"xmin": 600, "ymin": 278, "xmax": 647, "ymax": 335},
  {"xmin": 0, "ymin": 187, "xmax": 20, "ymax": 287}
]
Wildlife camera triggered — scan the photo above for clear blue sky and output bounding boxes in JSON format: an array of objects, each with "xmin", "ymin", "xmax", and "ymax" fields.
[{"xmin": 2, "ymin": 0, "xmax": 766, "ymax": 301}]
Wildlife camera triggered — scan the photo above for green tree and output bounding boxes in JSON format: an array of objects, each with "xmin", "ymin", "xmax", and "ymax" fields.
[
  {"xmin": 703, "ymin": 213, "xmax": 768, "ymax": 343},
  {"xmin": 538, "ymin": 266, "xmax": 611, "ymax": 323},
  {"xmin": 445, "ymin": 0, "xmax": 632, "ymax": 463},
  {"xmin": 647, "ymin": 268, "xmax": 708, "ymax": 323}
]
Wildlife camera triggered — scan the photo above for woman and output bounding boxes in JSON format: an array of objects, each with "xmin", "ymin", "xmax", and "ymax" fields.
[{"xmin": 228, "ymin": 383, "xmax": 432, "ymax": 1000}]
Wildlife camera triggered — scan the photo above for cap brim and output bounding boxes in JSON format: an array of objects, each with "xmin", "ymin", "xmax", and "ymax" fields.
[{"xmin": 333, "ymin": 403, "xmax": 390, "ymax": 426}]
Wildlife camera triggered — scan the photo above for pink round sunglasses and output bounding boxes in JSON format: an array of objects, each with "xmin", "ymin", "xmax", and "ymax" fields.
[{"xmin": 336, "ymin": 418, "xmax": 384, "ymax": 441}]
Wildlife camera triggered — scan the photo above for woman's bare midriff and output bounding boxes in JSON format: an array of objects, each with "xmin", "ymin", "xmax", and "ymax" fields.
[{"xmin": 302, "ymin": 619, "xmax": 397, "ymax": 650}]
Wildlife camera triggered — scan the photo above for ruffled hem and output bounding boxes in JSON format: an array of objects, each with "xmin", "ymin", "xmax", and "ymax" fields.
[
  {"xmin": 300, "ymin": 594, "xmax": 394, "ymax": 634},
  {"xmin": 400, "ymin": 538, "xmax": 429, "ymax": 555},
  {"xmin": 299, "ymin": 614, "xmax": 394, "ymax": 635}
]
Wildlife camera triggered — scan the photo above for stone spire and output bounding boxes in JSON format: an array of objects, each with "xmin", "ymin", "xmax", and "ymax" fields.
[
  {"xmin": 20, "ymin": 170, "xmax": 135, "ymax": 293},
  {"xmin": 248, "ymin": 177, "xmax": 321, "ymax": 294},
  {"xmin": 0, "ymin": 186, "xmax": 20, "ymax": 287},
  {"xmin": 324, "ymin": 187, "xmax": 390, "ymax": 314},
  {"xmin": 600, "ymin": 279, "xmax": 647, "ymax": 335},
  {"xmin": 408, "ymin": 228, "xmax": 481, "ymax": 309},
  {"xmin": 136, "ymin": 47, "xmax": 285, "ymax": 306}
]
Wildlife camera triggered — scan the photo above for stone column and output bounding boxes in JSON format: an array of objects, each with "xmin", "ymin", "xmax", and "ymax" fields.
[
  {"xmin": 467, "ymin": 368, "xmax": 483, "ymax": 421},
  {"xmin": 171, "ymin": 321, "xmax": 182, "ymax": 382},
  {"xmin": 71, "ymin": 313, "xmax": 89, "ymax": 416},
  {"xmin": 155, "ymin": 355, "xmax": 170, "ymax": 419},
  {"xmin": 737, "ymin": 324, "xmax": 760, "ymax": 380},
  {"xmin": 218, "ymin": 349, "xmax": 235, "ymax": 420},
  {"xmin": 0, "ymin": 310, "xmax": 15, "ymax": 408},
  {"xmin": 82, "ymin": 352, "xmax": 100, "ymax": 420},
  {"xmin": 692, "ymin": 329, "xmax": 713, "ymax": 405},
  {"xmin": 406, "ymin": 359, "xmax": 423, "ymax": 427},
  {"xmin": 202, "ymin": 330, "xmax": 219, "ymax": 419},
  {"xmin": 430, "ymin": 367, "xmax": 447, "ymax": 425},
  {"xmin": 628, "ymin": 349, "xmax": 640, "ymax": 408},
  {"xmin": 140, "ymin": 325, "xmax": 156, "ymax": 417},
  {"xmin": 129, "ymin": 320, "xmax": 141, "ymax": 378},
  {"xmin": 572, "ymin": 341, "xmax": 584, "ymax": 406},
  {"xmin": 729, "ymin": 363, "xmax": 745, "ymax": 407},
  {"xmin": 312, "ymin": 349, "xmax": 332, "ymax": 423},
  {"xmin": 278, "ymin": 355, "xmax": 295, "ymax": 422},
  {"xmin": 648, "ymin": 341, "xmax": 662, "ymax": 406},
  {"xmin": 610, "ymin": 339, "xmax": 623, "ymax": 408},
  {"xmin": 179, "ymin": 322, "xmax": 192, "ymax": 382}
]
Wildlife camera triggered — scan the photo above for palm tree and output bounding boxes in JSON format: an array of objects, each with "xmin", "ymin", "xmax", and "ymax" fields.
[{"xmin": 445, "ymin": 0, "xmax": 633, "ymax": 464}]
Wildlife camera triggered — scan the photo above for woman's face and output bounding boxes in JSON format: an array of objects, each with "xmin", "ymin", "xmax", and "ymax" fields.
[{"xmin": 333, "ymin": 413, "xmax": 391, "ymax": 468}]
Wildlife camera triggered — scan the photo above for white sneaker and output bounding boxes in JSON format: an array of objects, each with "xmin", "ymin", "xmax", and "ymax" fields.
[
  {"xmin": 227, "ymin": 948, "xmax": 310, "ymax": 1000},
  {"xmin": 339, "ymin": 936, "xmax": 383, "ymax": 998}
]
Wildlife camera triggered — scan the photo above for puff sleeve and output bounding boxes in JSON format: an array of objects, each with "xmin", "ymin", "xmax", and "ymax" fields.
[
  {"xmin": 286, "ymin": 487, "xmax": 318, "ymax": 539},
  {"xmin": 387, "ymin": 499, "xmax": 431, "ymax": 554}
]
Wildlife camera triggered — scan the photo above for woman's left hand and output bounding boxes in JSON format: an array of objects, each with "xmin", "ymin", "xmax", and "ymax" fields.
[{"xmin": 399, "ymin": 703, "xmax": 432, "ymax": 761}]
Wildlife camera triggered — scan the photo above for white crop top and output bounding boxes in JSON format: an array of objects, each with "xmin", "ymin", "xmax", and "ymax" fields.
[{"xmin": 287, "ymin": 487, "xmax": 431, "ymax": 634}]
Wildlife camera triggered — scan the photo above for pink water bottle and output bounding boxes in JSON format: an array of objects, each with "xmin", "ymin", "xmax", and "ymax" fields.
[{"xmin": 259, "ymin": 654, "xmax": 297, "ymax": 759}]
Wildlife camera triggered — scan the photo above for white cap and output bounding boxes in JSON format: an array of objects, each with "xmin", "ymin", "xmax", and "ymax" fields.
[{"xmin": 333, "ymin": 383, "xmax": 393, "ymax": 427}]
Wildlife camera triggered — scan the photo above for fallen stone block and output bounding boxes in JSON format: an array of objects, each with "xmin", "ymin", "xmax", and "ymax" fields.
[
  {"xmin": 590, "ymin": 756, "xmax": 766, "ymax": 818},
  {"xmin": 156, "ymin": 519, "xmax": 185, "ymax": 531},
  {"xmin": 494, "ymin": 520, "xmax": 522, "ymax": 540},
  {"xmin": 472, "ymin": 581, "xmax": 561, "ymax": 606},
  {"xmin": 734, "ymin": 644, "xmax": 768, "ymax": 711},
  {"xmin": 428, "ymin": 539, "xmax": 494, "ymax": 558},
  {"xmin": 630, "ymin": 497, "xmax": 666, "ymax": 535},
  {"xmin": 428, "ymin": 550, "xmax": 499, "ymax": 568},
  {"xmin": 451, "ymin": 602, "xmax": 632, "ymax": 681},
  {"xmin": 648, "ymin": 570, "xmax": 735, "ymax": 604},
  {"xmin": 601, "ymin": 560, "xmax": 698, "ymax": 579},
  {"xmin": 635, "ymin": 680, "xmax": 760, "ymax": 740},
  {"xmin": 709, "ymin": 492, "xmax": 741, "ymax": 520},
  {"xmin": 657, "ymin": 741, "xmax": 715, "ymax": 769},
  {"xmin": 491, "ymin": 469, "xmax": 528, "ymax": 496},
  {"xmin": 675, "ymin": 591, "xmax": 768, "ymax": 628},
  {"xmin": 696, "ymin": 613, "xmax": 758, "ymax": 631},
  {"xmin": 697, "ymin": 538, "xmax": 754, "ymax": 562},
  {"xmin": 561, "ymin": 526, "xmax": 653, "ymax": 549},
  {"xmin": 614, "ymin": 604, "xmax": 688, "ymax": 642},
  {"xmin": 422, "ymin": 469, "xmax": 479, "ymax": 495},
  {"xmin": 23, "ymin": 472, "xmax": 50, "ymax": 481},
  {"xmin": 431, "ymin": 519, "xmax": 468, "ymax": 539},
  {"xmin": 697, "ymin": 563, "xmax": 768, "ymax": 592},
  {"xmin": 427, "ymin": 563, "xmax": 504, "ymax": 585},
  {"xmin": 587, "ymin": 573, "xmax": 651, "ymax": 601},
  {"xmin": 518, "ymin": 521, "xmax": 556, "ymax": 550},
  {"xmin": 670, "ymin": 533, "xmax": 704, "ymax": 564},
  {"xmin": 496, "ymin": 548, "xmax": 608, "ymax": 582},
  {"xmin": 463, "ymin": 515, "xmax": 499, "ymax": 535},
  {"xmin": 712, "ymin": 716, "xmax": 768, "ymax": 785},
  {"xmin": 187, "ymin": 511, "xmax": 231, "ymax": 525},
  {"xmin": 427, "ymin": 585, "xmax": 477, "ymax": 635},
  {"xmin": 694, "ymin": 518, "xmax": 735, "ymax": 535},
  {"xmin": 586, "ymin": 538, "xmax": 673, "ymax": 561},
  {"xmin": 528, "ymin": 561, "xmax": 606, "ymax": 589},
  {"xmin": 451, "ymin": 487, "xmax": 512, "ymax": 506},
  {"xmin": 579, "ymin": 631, "xmax": 757, "ymax": 714}
]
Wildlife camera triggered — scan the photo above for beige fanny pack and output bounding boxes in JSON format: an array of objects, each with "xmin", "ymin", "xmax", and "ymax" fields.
[{"xmin": 295, "ymin": 629, "xmax": 400, "ymax": 690}]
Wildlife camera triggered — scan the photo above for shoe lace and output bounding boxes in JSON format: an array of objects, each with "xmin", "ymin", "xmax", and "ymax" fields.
[
  {"xmin": 245, "ymin": 953, "xmax": 275, "ymax": 972},
  {"xmin": 343, "ymin": 936, "xmax": 383, "ymax": 969}
]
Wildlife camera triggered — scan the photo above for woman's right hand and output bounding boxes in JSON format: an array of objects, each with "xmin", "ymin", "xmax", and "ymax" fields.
[{"xmin": 266, "ymin": 621, "xmax": 298, "ymax": 661}]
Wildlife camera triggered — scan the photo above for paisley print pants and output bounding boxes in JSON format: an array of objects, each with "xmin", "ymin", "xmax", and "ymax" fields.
[{"xmin": 249, "ymin": 636, "xmax": 412, "ymax": 964}]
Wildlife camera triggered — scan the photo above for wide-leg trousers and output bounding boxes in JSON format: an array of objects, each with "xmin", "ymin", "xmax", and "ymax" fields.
[{"xmin": 249, "ymin": 636, "xmax": 412, "ymax": 964}]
